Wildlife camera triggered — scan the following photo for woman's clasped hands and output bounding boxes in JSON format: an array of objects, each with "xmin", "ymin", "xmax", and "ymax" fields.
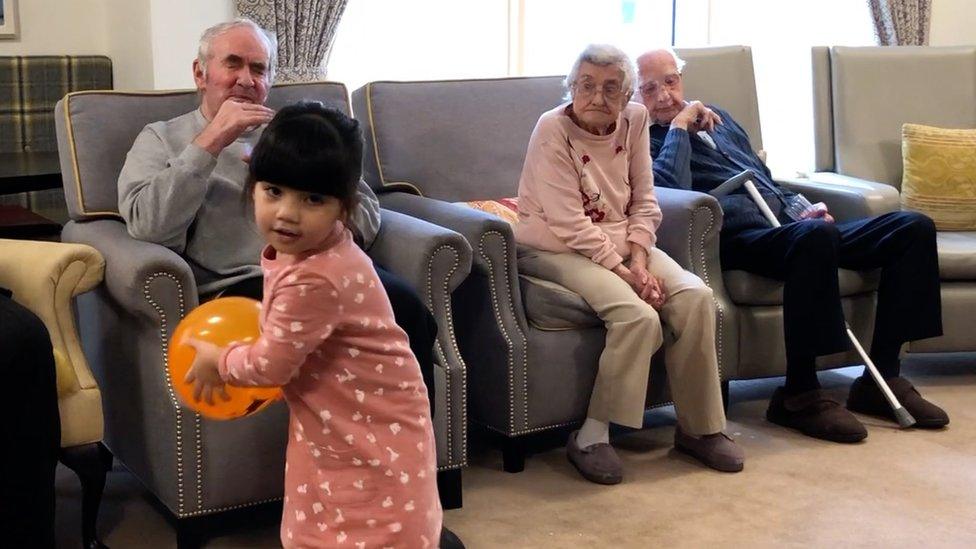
[{"xmin": 613, "ymin": 246, "xmax": 667, "ymax": 310}]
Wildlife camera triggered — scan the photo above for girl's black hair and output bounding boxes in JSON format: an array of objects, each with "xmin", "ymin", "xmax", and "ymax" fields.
[{"xmin": 246, "ymin": 101, "xmax": 363, "ymax": 213}]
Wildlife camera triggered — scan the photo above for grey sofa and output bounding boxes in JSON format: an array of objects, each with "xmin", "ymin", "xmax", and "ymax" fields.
[
  {"xmin": 54, "ymin": 82, "xmax": 472, "ymax": 543},
  {"xmin": 352, "ymin": 76, "xmax": 733, "ymax": 471},
  {"xmin": 811, "ymin": 45, "xmax": 976, "ymax": 354},
  {"xmin": 676, "ymin": 46, "xmax": 881, "ymax": 381}
]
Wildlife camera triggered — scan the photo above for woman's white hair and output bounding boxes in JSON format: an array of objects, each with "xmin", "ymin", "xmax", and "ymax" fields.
[
  {"xmin": 197, "ymin": 18, "xmax": 278, "ymax": 84},
  {"xmin": 564, "ymin": 44, "xmax": 636, "ymax": 99}
]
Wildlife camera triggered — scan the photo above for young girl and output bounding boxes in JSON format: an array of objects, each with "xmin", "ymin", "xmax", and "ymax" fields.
[{"xmin": 185, "ymin": 102, "xmax": 443, "ymax": 548}]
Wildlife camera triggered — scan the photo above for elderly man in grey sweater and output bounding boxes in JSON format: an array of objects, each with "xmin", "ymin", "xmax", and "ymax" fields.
[{"xmin": 116, "ymin": 17, "xmax": 439, "ymax": 425}]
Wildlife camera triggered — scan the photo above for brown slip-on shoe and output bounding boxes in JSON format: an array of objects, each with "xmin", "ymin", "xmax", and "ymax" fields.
[
  {"xmin": 674, "ymin": 426, "xmax": 745, "ymax": 472},
  {"xmin": 766, "ymin": 387, "xmax": 867, "ymax": 443},
  {"xmin": 847, "ymin": 375, "xmax": 949, "ymax": 429},
  {"xmin": 566, "ymin": 430, "xmax": 623, "ymax": 485}
]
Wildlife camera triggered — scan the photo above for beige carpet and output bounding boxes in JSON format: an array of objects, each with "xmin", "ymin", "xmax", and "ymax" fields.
[{"xmin": 56, "ymin": 357, "xmax": 976, "ymax": 548}]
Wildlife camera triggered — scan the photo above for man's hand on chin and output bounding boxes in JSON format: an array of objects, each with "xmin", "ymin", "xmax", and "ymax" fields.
[
  {"xmin": 669, "ymin": 100, "xmax": 722, "ymax": 134},
  {"xmin": 194, "ymin": 99, "xmax": 275, "ymax": 157}
]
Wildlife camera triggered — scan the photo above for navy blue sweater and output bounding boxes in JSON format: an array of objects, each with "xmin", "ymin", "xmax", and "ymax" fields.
[{"xmin": 649, "ymin": 106, "xmax": 797, "ymax": 234}]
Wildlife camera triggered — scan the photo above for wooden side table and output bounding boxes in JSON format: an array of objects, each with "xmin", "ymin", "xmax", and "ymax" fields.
[{"xmin": 0, "ymin": 152, "xmax": 63, "ymax": 239}]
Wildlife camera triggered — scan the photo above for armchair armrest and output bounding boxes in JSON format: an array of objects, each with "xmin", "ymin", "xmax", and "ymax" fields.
[
  {"xmin": 369, "ymin": 208, "xmax": 472, "ymax": 296},
  {"xmin": 379, "ymin": 191, "xmax": 528, "ymax": 328},
  {"xmin": 368, "ymin": 209, "xmax": 473, "ymax": 368},
  {"xmin": 653, "ymin": 187, "xmax": 738, "ymax": 380},
  {"xmin": 776, "ymin": 172, "xmax": 901, "ymax": 221},
  {"xmin": 0, "ymin": 238, "xmax": 105, "ymax": 392},
  {"xmin": 655, "ymin": 187, "xmax": 723, "ymax": 273},
  {"xmin": 380, "ymin": 191, "xmax": 533, "ymax": 436},
  {"xmin": 369, "ymin": 208, "xmax": 474, "ymax": 470},
  {"xmin": 378, "ymin": 192, "xmax": 512, "ymax": 270},
  {"xmin": 61, "ymin": 219, "xmax": 199, "ymax": 323}
]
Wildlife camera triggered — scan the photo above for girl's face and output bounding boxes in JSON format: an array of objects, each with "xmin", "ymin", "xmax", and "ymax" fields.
[{"xmin": 253, "ymin": 181, "xmax": 344, "ymax": 258}]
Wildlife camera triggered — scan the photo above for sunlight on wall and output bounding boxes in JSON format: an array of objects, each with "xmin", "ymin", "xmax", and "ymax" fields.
[
  {"xmin": 707, "ymin": 0, "xmax": 875, "ymax": 176},
  {"xmin": 518, "ymin": 0, "xmax": 674, "ymax": 76},
  {"xmin": 327, "ymin": 0, "xmax": 509, "ymax": 93}
]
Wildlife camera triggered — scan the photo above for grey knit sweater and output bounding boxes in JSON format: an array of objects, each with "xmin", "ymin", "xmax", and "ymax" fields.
[{"xmin": 117, "ymin": 109, "xmax": 381, "ymax": 295}]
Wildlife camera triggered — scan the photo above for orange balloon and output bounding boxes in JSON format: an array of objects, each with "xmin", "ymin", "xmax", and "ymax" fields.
[{"xmin": 168, "ymin": 297, "xmax": 282, "ymax": 420}]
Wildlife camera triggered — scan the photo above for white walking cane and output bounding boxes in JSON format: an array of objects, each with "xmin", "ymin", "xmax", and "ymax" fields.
[{"xmin": 711, "ymin": 171, "xmax": 916, "ymax": 428}]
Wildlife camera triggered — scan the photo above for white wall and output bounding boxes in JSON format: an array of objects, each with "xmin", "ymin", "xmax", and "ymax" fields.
[
  {"xmin": 0, "ymin": 0, "xmax": 108, "ymax": 55},
  {"xmin": 104, "ymin": 0, "xmax": 154, "ymax": 90},
  {"xmin": 706, "ymin": 0, "xmax": 875, "ymax": 176},
  {"xmin": 0, "ymin": 0, "xmax": 234, "ymax": 91},
  {"xmin": 149, "ymin": 0, "xmax": 236, "ymax": 90},
  {"xmin": 327, "ymin": 0, "xmax": 509, "ymax": 92},
  {"xmin": 930, "ymin": 0, "xmax": 976, "ymax": 46}
]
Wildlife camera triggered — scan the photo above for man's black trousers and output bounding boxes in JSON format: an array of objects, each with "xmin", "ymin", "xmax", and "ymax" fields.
[{"xmin": 720, "ymin": 211, "xmax": 942, "ymax": 393}]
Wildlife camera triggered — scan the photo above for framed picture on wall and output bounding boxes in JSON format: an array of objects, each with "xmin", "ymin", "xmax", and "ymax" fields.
[{"xmin": 0, "ymin": 0, "xmax": 19, "ymax": 39}]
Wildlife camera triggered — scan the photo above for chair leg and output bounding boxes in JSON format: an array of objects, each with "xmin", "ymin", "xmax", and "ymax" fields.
[
  {"xmin": 59, "ymin": 442, "xmax": 110, "ymax": 549},
  {"xmin": 176, "ymin": 516, "xmax": 207, "ymax": 549},
  {"xmin": 502, "ymin": 436, "xmax": 526, "ymax": 473},
  {"xmin": 721, "ymin": 380, "xmax": 731, "ymax": 413},
  {"xmin": 437, "ymin": 468, "xmax": 463, "ymax": 510}
]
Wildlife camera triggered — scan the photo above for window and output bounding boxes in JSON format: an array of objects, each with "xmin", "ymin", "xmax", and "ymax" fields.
[
  {"xmin": 326, "ymin": 0, "xmax": 874, "ymax": 179},
  {"xmin": 704, "ymin": 0, "xmax": 875, "ymax": 176},
  {"xmin": 327, "ymin": 0, "xmax": 509, "ymax": 92},
  {"xmin": 514, "ymin": 0, "xmax": 684, "ymax": 77}
]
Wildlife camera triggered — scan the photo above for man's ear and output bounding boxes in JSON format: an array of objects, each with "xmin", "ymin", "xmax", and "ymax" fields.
[{"xmin": 192, "ymin": 59, "xmax": 206, "ymax": 89}]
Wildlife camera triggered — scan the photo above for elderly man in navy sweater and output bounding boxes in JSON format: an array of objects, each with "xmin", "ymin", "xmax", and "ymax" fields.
[{"xmin": 637, "ymin": 48, "xmax": 948, "ymax": 442}]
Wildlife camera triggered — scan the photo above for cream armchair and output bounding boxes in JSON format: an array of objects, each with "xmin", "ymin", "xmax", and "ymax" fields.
[
  {"xmin": 809, "ymin": 45, "xmax": 976, "ymax": 354},
  {"xmin": 0, "ymin": 238, "xmax": 109, "ymax": 549}
]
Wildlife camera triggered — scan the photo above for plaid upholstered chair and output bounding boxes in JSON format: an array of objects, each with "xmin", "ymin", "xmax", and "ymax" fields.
[
  {"xmin": 55, "ymin": 83, "xmax": 472, "ymax": 546},
  {"xmin": 0, "ymin": 56, "xmax": 112, "ymax": 221}
]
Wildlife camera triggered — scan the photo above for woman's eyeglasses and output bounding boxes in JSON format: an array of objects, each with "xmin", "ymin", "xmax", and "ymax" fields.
[{"xmin": 574, "ymin": 80, "xmax": 626, "ymax": 101}]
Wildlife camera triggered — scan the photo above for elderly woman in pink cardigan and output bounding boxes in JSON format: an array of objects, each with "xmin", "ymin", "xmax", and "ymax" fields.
[{"xmin": 515, "ymin": 44, "xmax": 743, "ymax": 485}]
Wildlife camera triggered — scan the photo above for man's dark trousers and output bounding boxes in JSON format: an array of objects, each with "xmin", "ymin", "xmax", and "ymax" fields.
[{"xmin": 720, "ymin": 211, "xmax": 942, "ymax": 393}]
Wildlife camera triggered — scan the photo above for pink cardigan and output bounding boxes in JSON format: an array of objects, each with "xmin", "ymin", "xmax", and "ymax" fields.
[{"xmin": 514, "ymin": 102, "xmax": 662, "ymax": 270}]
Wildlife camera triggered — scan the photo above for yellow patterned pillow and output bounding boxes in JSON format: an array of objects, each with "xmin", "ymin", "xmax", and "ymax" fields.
[
  {"xmin": 902, "ymin": 123, "xmax": 976, "ymax": 230},
  {"xmin": 457, "ymin": 198, "xmax": 520, "ymax": 225}
]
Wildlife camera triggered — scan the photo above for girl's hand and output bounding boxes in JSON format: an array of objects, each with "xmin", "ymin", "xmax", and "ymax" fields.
[{"xmin": 183, "ymin": 338, "xmax": 231, "ymax": 405}]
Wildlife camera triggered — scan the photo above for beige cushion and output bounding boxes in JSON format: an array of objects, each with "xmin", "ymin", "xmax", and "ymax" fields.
[
  {"xmin": 901, "ymin": 124, "xmax": 976, "ymax": 230},
  {"xmin": 54, "ymin": 348, "xmax": 79, "ymax": 397},
  {"xmin": 937, "ymin": 231, "xmax": 976, "ymax": 280},
  {"xmin": 724, "ymin": 269, "xmax": 880, "ymax": 306}
]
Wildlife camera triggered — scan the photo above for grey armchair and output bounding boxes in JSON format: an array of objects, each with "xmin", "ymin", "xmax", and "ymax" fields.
[
  {"xmin": 810, "ymin": 45, "xmax": 976, "ymax": 354},
  {"xmin": 54, "ymin": 82, "xmax": 472, "ymax": 544},
  {"xmin": 674, "ymin": 46, "xmax": 880, "ymax": 381},
  {"xmin": 352, "ymin": 76, "xmax": 734, "ymax": 472}
]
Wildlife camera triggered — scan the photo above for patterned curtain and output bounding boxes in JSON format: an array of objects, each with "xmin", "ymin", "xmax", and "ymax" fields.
[
  {"xmin": 868, "ymin": 0, "xmax": 932, "ymax": 46},
  {"xmin": 236, "ymin": 0, "xmax": 349, "ymax": 83}
]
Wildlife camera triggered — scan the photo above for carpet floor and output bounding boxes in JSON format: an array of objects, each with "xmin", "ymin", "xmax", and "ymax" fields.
[{"xmin": 55, "ymin": 356, "xmax": 976, "ymax": 548}]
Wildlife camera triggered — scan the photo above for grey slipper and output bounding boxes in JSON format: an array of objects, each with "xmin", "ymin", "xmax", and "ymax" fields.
[
  {"xmin": 674, "ymin": 426, "xmax": 745, "ymax": 472},
  {"xmin": 566, "ymin": 430, "xmax": 623, "ymax": 485}
]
